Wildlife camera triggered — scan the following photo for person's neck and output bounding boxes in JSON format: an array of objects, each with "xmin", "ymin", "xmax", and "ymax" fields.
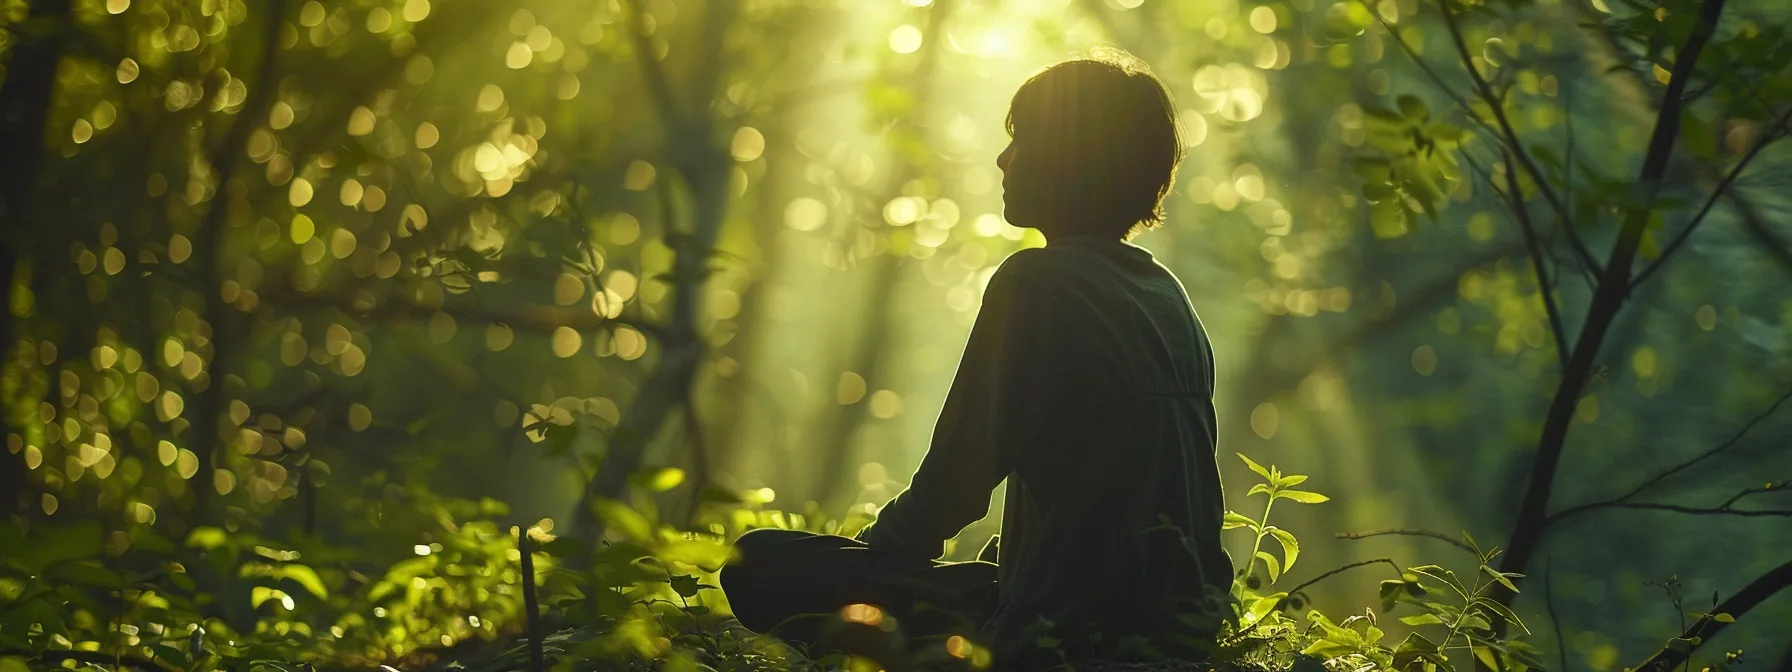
[{"xmin": 1041, "ymin": 228, "xmax": 1126, "ymax": 246}]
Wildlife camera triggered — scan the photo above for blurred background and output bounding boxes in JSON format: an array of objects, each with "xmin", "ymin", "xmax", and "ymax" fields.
[{"xmin": 4, "ymin": 0, "xmax": 1791, "ymax": 667}]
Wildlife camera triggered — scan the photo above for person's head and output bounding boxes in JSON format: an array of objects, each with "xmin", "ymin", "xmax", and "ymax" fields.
[{"xmin": 996, "ymin": 49, "xmax": 1182, "ymax": 241}]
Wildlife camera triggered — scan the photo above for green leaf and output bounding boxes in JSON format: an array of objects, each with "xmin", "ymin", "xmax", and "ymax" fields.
[
  {"xmin": 1237, "ymin": 453, "xmax": 1272, "ymax": 480},
  {"xmin": 149, "ymin": 644, "xmax": 191, "ymax": 669},
  {"xmin": 1378, "ymin": 580, "xmax": 1404, "ymax": 612},
  {"xmin": 1244, "ymin": 592, "xmax": 1287, "ymax": 624},
  {"xmin": 1247, "ymin": 483, "xmax": 1273, "ymax": 497},
  {"xmin": 1425, "ymin": 121, "xmax": 1467, "ymax": 143},
  {"xmin": 1222, "ymin": 511, "xmax": 1258, "ymax": 531},
  {"xmin": 668, "ymin": 574, "xmax": 704, "ymax": 598},
  {"xmin": 1255, "ymin": 551, "xmax": 1282, "ymax": 583},
  {"xmin": 593, "ymin": 498, "xmax": 656, "ymax": 542},
  {"xmin": 1480, "ymin": 565, "xmax": 1520, "ymax": 593},
  {"xmin": 631, "ymin": 467, "xmax": 686, "ymax": 493},
  {"xmin": 1267, "ymin": 526, "xmax": 1300, "ymax": 572},
  {"xmin": 12, "ymin": 520, "xmax": 102, "ymax": 572},
  {"xmin": 1712, "ymin": 612, "xmax": 1735, "ymax": 623},
  {"xmin": 1362, "ymin": 180, "xmax": 1397, "ymax": 202},
  {"xmin": 1401, "ymin": 613, "xmax": 1446, "ymax": 627},
  {"xmin": 1666, "ymin": 637, "xmax": 1694, "ymax": 654},
  {"xmin": 278, "ymin": 565, "xmax": 328, "ymax": 599},
  {"xmin": 1276, "ymin": 490, "xmax": 1331, "ymax": 504},
  {"xmin": 48, "ymin": 560, "xmax": 125, "ymax": 589},
  {"xmin": 1276, "ymin": 474, "xmax": 1309, "ymax": 488},
  {"xmin": 1473, "ymin": 644, "xmax": 1502, "ymax": 671},
  {"xmin": 1473, "ymin": 597, "xmax": 1532, "ymax": 635},
  {"xmin": 1398, "ymin": 94, "xmax": 1430, "ymax": 122},
  {"xmin": 1680, "ymin": 110, "xmax": 1717, "ymax": 160},
  {"xmin": 658, "ymin": 538, "xmax": 733, "ymax": 571},
  {"xmin": 187, "ymin": 526, "xmax": 231, "ymax": 550},
  {"xmin": 1410, "ymin": 565, "xmax": 1469, "ymax": 598}
]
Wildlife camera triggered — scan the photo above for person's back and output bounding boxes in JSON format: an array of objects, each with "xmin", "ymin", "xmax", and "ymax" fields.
[
  {"xmin": 719, "ymin": 50, "xmax": 1231, "ymax": 671},
  {"xmin": 977, "ymin": 236, "xmax": 1230, "ymax": 663}
]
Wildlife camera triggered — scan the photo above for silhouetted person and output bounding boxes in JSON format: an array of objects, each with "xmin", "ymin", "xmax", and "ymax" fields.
[{"xmin": 721, "ymin": 51, "xmax": 1232, "ymax": 670}]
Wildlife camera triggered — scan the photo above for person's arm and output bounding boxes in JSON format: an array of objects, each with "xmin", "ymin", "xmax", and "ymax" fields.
[{"xmin": 857, "ymin": 250, "xmax": 1062, "ymax": 560}]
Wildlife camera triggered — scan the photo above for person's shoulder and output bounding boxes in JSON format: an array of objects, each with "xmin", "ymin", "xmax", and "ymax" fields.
[{"xmin": 992, "ymin": 245, "xmax": 1080, "ymax": 285}]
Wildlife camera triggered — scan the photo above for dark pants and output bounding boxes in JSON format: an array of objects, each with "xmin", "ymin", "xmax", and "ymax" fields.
[{"xmin": 719, "ymin": 528, "xmax": 1001, "ymax": 659}]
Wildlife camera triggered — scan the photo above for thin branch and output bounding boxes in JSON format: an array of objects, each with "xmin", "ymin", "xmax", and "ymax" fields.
[
  {"xmin": 1594, "ymin": 502, "xmax": 1790, "ymax": 518},
  {"xmin": 1632, "ymin": 559, "xmax": 1792, "ymax": 671},
  {"xmin": 1731, "ymin": 196, "xmax": 1792, "ymax": 273},
  {"xmin": 682, "ymin": 388, "xmax": 712, "ymax": 526},
  {"xmin": 1549, "ymin": 386, "xmax": 1792, "ymax": 522},
  {"xmin": 1363, "ymin": 2, "xmax": 1502, "ymax": 140},
  {"xmin": 1561, "ymin": 83, "xmax": 1599, "ymax": 289},
  {"xmin": 620, "ymin": 0, "xmax": 683, "ymax": 131},
  {"xmin": 519, "ymin": 528, "xmax": 546, "ymax": 672},
  {"xmin": 1336, "ymin": 528, "xmax": 1478, "ymax": 555},
  {"xmin": 1436, "ymin": 0, "xmax": 1598, "ymax": 275},
  {"xmin": 1630, "ymin": 107, "xmax": 1792, "ymax": 289},
  {"xmin": 1545, "ymin": 557, "xmax": 1568, "ymax": 672},
  {"xmin": 1503, "ymin": 149, "xmax": 1572, "ymax": 364}
]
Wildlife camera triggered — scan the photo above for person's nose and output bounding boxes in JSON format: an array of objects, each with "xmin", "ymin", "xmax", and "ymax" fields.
[{"xmin": 996, "ymin": 142, "xmax": 1013, "ymax": 173}]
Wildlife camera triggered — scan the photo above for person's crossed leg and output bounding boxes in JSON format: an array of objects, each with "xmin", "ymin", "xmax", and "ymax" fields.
[{"xmin": 720, "ymin": 528, "xmax": 1000, "ymax": 659}]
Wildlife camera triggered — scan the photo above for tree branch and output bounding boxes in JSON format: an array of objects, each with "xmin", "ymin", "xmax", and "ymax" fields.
[
  {"xmin": 1435, "ymin": 0, "xmax": 1595, "ymax": 274},
  {"xmin": 1545, "ymin": 558, "xmax": 1568, "ymax": 672},
  {"xmin": 189, "ymin": 0, "xmax": 289, "ymax": 520},
  {"xmin": 620, "ymin": 0, "xmax": 683, "ymax": 131},
  {"xmin": 1632, "ymin": 559, "xmax": 1792, "ymax": 671},
  {"xmin": 1336, "ymin": 528, "xmax": 1478, "ymax": 555},
  {"xmin": 1733, "ymin": 196, "xmax": 1792, "ymax": 273},
  {"xmin": 1502, "ymin": 150, "xmax": 1572, "ymax": 364},
  {"xmin": 1629, "ymin": 106, "xmax": 1792, "ymax": 289},
  {"xmin": 1549, "ymin": 386, "xmax": 1792, "ymax": 522},
  {"xmin": 1495, "ymin": 0, "xmax": 1729, "ymax": 609},
  {"xmin": 1364, "ymin": 2, "xmax": 1501, "ymax": 140}
]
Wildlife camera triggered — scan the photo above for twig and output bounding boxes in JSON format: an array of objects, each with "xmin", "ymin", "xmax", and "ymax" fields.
[
  {"xmin": 1362, "ymin": 1, "xmax": 1501, "ymax": 141},
  {"xmin": 1336, "ymin": 528, "xmax": 1478, "ymax": 555},
  {"xmin": 1630, "ymin": 106, "xmax": 1792, "ymax": 289},
  {"xmin": 682, "ymin": 388, "xmax": 711, "ymax": 526},
  {"xmin": 1550, "ymin": 386, "xmax": 1792, "ymax": 522},
  {"xmin": 1562, "ymin": 85, "xmax": 1597, "ymax": 289},
  {"xmin": 1502, "ymin": 149, "xmax": 1572, "ymax": 363},
  {"xmin": 1632, "ymin": 559, "xmax": 1792, "ymax": 671},
  {"xmin": 1435, "ymin": 0, "xmax": 1596, "ymax": 274},
  {"xmin": 620, "ymin": 0, "xmax": 683, "ymax": 131},
  {"xmin": 519, "ymin": 527, "xmax": 545, "ymax": 672},
  {"xmin": 1545, "ymin": 557, "xmax": 1568, "ymax": 672}
]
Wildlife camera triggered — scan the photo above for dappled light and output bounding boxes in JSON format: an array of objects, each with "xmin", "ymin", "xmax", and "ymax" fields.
[{"xmin": 2, "ymin": 0, "xmax": 1790, "ymax": 670}]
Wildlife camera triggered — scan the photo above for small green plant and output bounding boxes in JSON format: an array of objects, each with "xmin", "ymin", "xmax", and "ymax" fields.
[{"xmin": 1216, "ymin": 454, "xmax": 1545, "ymax": 672}]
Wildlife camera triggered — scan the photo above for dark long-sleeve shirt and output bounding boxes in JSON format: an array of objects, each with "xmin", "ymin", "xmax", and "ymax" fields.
[{"xmin": 858, "ymin": 234, "xmax": 1233, "ymax": 662}]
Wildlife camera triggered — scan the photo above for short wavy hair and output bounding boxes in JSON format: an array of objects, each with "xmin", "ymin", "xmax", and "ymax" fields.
[{"xmin": 1004, "ymin": 48, "xmax": 1183, "ymax": 239}]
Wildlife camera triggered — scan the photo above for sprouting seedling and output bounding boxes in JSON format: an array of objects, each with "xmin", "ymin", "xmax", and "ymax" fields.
[{"xmin": 1227, "ymin": 453, "xmax": 1330, "ymax": 587}]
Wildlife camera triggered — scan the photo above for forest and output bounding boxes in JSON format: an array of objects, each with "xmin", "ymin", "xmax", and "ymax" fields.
[{"xmin": 2, "ymin": 0, "xmax": 1790, "ymax": 669}]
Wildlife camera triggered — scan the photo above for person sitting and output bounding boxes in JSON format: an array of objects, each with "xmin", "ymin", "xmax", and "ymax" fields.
[{"xmin": 720, "ymin": 50, "xmax": 1233, "ymax": 670}]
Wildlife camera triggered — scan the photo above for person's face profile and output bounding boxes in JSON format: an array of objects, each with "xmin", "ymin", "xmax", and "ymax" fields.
[{"xmin": 994, "ymin": 106, "xmax": 1049, "ymax": 232}]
